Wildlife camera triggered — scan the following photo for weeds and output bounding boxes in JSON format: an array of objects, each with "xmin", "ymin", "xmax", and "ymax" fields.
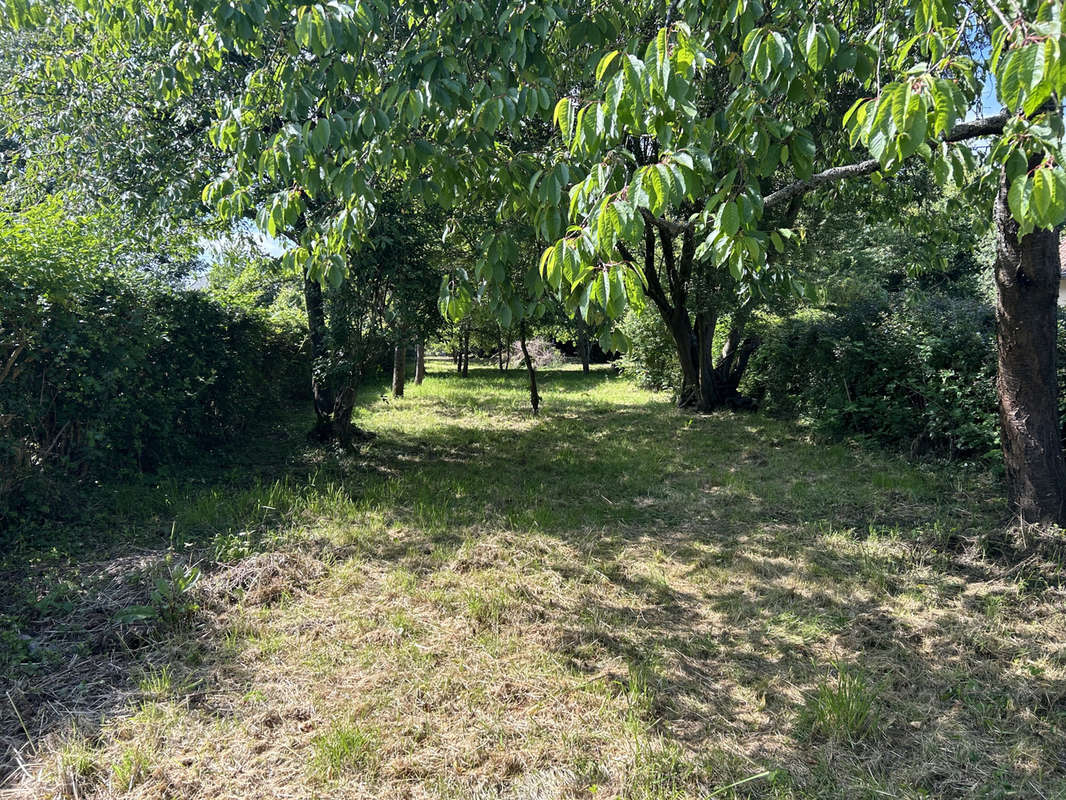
[{"xmin": 798, "ymin": 662, "xmax": 877, "ymax": 743}]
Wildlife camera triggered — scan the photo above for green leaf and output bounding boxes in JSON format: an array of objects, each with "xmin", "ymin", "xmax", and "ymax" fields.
[
  {"xmin": 999, "ymin": 44, "xmax": 1039, "ymax": 111},
  {"xmin": 310, "ymin": 117, "xmax": 331, "ymax": 153},
  {"xmin": 1007, "ymin": 174, "xmax": 1032, "ymax": 222},
  {"xmin": 720, "ymin": 201, "xmax": 740, "ymax": 236},
  {"xmin": 1032, "ymin": 168, "xmax": 1053, "ymax": 221},
  {"xmin": 553, "ymin": 97, "xmax": 573, "ymax": 142},
  {"xmin": 596, "ymin": 50, "xmax": 620, "ymax": 82}
]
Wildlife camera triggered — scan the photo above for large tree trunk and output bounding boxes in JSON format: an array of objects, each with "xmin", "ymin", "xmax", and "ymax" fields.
[
  {"xmin": 696, "ymin": 310, "xmax": 721, "ymax": 412},
  {"xmin": 392, "ymin": 341, "xmax": 406, "ymax": 398},
  {"xmin": 994, "ymin": 167, "xmax": 1066, "ymax": 524},
  {"xmin": 328, "ymin": 386, "xmax": 361, "ymax": 446},
  {"xmin": 663, "ymin": 312, "xmax": 700, "ymax": 408},
  {"xmin": 415, "ymin": 341, "xmax": 426, "ymax": 385},
  {"xmin": 520, "ymin": 323, "xmax": 540, "ymax": 415}
]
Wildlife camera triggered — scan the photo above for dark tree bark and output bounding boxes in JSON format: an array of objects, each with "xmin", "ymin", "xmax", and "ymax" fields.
[
  {"xmin": 994, "ymin": 166, "xmax": 1066, "ymax": 524},
  {"xmin": 415, "ymin": 341, "xmax": 426, "ymax": 385},
  {"xmin": 392, "ymin": 341, "xmax": 406, "ymax": 398},
  {"xmin": 497, "ymin": 332, "xmax": 506, "ymax": 370},
  {"xmin": 519, "ymin": 322, "xmax": 540, "ymax": 415},
  {"xmin": 576, "ymin": 311, "xmax": 591, "ymax": 373},
  {"xmin": 696, "ymin": 310, "xmax": 720, "ymax": 410},
  {"xmin": 461, "ymin": 329, "xmax": 470, "ymax": 377},
  {"xmin": 303, "ymin": 268, "xmax": 333, "ymax": 420}
]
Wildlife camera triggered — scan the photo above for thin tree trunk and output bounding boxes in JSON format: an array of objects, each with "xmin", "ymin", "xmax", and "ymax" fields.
[
  {"xmin": 415, "ymin": 341, "xmax": 426, "ymax": 385},
  {"xmin": 520, "ymin": 322, "xmax": 540, "ymax": 415},
  {"xmin": 498, "ymin": 332, "xmax": 505, "ymax": 370},
  {"xmin": 461, "ymin": 330, "xmax": 470, "ymax": 377},
  {"xmin": 577, "ymin": 312, "xmax": 591, "ymax": 374},
  {"xmin": 392, "ymin": 341, "xmax": 406, "ymax": 398},
  {"xmin": 994, "ymin": 166, "xmax": 1066, "ymax": 524}
]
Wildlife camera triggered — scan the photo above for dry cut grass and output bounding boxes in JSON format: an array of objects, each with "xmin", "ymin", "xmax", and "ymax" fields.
[{"xmin": 3, "ymin": 361, "xmax": 1066, "ymax": 799}]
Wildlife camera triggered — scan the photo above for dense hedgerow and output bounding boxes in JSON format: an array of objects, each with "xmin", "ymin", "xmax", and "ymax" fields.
[
  {"xmin": 743, "ymin": 294, "xmax": 1001, "ymax": 459},
  {"xmin": 0, "ymin": 205, "xmax": 305, "ymax": 521}
]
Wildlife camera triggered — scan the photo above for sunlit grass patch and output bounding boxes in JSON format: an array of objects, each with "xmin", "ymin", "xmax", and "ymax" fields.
[
  {"xmin": 311, "ymin": 721, "xmax": 380, "ymax": 781},
  {"xmin": 797, "ymin": 663, "xmax": 878, "ymax": 743}
]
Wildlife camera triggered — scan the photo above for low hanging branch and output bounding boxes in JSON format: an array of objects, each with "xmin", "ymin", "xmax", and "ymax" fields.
[{"xmin": 763, "ymin": 112, "xmax": 1010, "ymax": 209}]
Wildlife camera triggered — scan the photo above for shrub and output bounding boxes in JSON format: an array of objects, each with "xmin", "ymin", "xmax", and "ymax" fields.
[
  {"xmin": 745, "ymin": 292, "xmax": 1001, "ymax": 459},
  {"xmin": 618, "ymin": 305, "xmax": 682, "ymax": 393},
  {"xmin": 511, "ymin": 336, "xmax": 563, "ymax": 367}
]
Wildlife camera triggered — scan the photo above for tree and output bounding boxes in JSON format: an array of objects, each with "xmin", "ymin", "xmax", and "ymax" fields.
[
  {"xmin": 9, "ymin": 0, "xmax": 1066, "ymax": 520},
  {"xmin": 531, "ymin": 2, "xmax": 1066, "ymax": 521},
  {"xmin": 306, "ymin": 196, "xmax": 442, "ymax": 442}
]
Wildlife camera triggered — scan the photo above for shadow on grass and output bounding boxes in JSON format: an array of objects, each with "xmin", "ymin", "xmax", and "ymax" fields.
[{"xmin": 3, "ymin": 364, "xmax": 1063, "ymax": 796}]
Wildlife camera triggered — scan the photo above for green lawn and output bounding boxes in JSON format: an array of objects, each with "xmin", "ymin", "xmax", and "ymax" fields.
[{"xmin": 3, "ymin": 360, "xmax": 1065, "ymax": 799}]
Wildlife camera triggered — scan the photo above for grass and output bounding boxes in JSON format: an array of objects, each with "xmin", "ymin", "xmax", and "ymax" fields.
[
  {"xmin": 797, "ymin": 663, "xmax": 877, "ymax": 743},
  {"xmin": 311, "ymin": 722, "xmax": 380, "ymax": 780},
  {"xmin": 3, "ymin": 358, "xmax": 1066, "ymax": 799}
]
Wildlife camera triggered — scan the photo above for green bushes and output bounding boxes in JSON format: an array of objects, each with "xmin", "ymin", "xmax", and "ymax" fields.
[
  {"xmin": 618, "ymin": 305, "xmax": 682, "ymax": 393},
  {"xmin": 744, "ymin": 293, "xmax": 1001, "ymax": 459},
  {"xmin": 0, "ymin": 204, "xmax": 304, "ymax": 520}
]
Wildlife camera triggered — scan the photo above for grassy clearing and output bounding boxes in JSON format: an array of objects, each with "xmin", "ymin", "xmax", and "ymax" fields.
[{"xmin": 3, "ymin": 359, "xmax": 1066, "ymax": 799}]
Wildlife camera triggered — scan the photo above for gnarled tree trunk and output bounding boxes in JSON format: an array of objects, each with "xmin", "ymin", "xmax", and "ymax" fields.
[
  {"xmin": 994, "ymin": 167, "xmax": 1066, "ymax": 524},
  {"xmin": 303, "ymin": 267, "xmax": 369, "ymax": 446}
]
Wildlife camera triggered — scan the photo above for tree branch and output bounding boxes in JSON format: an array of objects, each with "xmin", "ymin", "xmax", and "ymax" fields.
[
  {"xmin": 763, "ymin": 112, "xmax": 1009, "ymax": 209},
  {"xmin": 638, "ymin": 206, "xmax": 688, "ymax": 236}
]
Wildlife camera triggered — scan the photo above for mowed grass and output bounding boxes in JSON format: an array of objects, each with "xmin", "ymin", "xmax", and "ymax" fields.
[{"xmin": 4, "ymin": 359, "xmax": 1066, "ymax": 799}]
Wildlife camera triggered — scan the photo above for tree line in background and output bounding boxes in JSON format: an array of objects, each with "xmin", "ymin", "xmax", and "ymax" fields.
[{"xmin": 2, "ymin": 0, "xmax": 1066, "ymax": 527}]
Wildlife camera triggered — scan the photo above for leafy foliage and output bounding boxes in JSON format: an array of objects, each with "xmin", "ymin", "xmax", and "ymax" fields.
[
  {"xmin": 746, "ymin": 295, "xmax": 1001, "ymax": 459},
  {"xmin": 0, "ymin": 203, "xmax": 304, "ymax": 521},
  {"xmin": 618, "ymin": 305, "xmax": 682, "ymax": 393}
]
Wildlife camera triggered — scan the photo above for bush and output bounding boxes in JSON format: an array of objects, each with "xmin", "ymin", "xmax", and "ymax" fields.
[
  {"xmin": 618, "ymin": 305, "xmax": 682, "ymax": 393},
  {"xmin": 0, "ymin": 204, "xmax": 305, "ymax": 522},
  {"xmin": 745, "ymin": 292, "xmax": 1001, "ymax": 459}
]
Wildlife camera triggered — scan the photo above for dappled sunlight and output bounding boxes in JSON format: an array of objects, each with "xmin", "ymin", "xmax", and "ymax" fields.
[{"xmin": 4, "ymin": 364, "xmax": 1065, "ymax": 798}]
